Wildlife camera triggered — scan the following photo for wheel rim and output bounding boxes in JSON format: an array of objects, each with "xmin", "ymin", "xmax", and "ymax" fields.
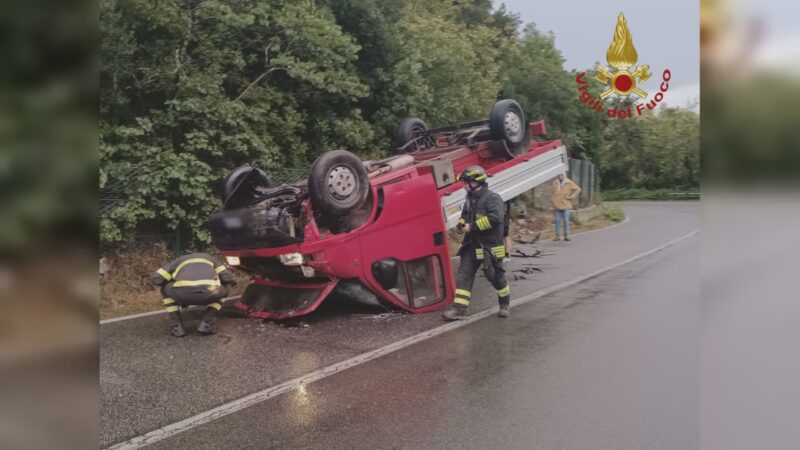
[
  {"xmin": 327, "ymin": 165, "xmax": 357, "ymax": 200},
  {"xmin": 504, "ymin": 110, "xmax": 522, "ymax": 139}
]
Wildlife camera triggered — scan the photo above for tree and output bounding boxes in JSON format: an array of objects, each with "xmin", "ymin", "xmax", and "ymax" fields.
[
  {"xmin": 101, "ymin": 0, "xmax": 370, "ymax": 244},
  {"xmin": 371, "ymin": 1, "xmax": 504, "ymax": 134},
  {"xmin": 596, "ymin": 99, "xmax": 699, "ymax": 190}
]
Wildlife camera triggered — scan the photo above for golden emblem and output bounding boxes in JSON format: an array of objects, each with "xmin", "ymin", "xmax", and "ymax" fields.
[{"xmin": 595, "ymin": 13, "xmax": 652, "ymax": 99}]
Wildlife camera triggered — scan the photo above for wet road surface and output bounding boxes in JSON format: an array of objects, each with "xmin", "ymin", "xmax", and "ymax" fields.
[
  {"xmin": 100, "ymin": 202, "xmax": 699, "ymax": 448},
  {"xmin": 149, "ymin": 233, "xmax": 698, "ymax": 450}
]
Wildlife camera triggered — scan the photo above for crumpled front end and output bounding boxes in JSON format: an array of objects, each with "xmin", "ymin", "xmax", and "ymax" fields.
[{"xmin": 235, "ymin": 279, "xmax": 339, "ymax": 319}]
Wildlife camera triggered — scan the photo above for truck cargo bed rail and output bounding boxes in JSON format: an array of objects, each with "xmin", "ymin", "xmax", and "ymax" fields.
[{"xmin": 441, "ymin": 146, "xmax": 568, "ymax": 229}]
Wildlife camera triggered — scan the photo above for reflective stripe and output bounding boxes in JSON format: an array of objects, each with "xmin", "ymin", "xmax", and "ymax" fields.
[
  {"xmin": 476, "ymin": 216, "xmax": 491, "ymax": 231},
  {"xmin": 476, "ymin": 248, "xmax": 484, "ymax": 260},
  {"xmin": 173, "ymin": 279, "xmax": 221, "ymax": 287},
  {"xmin": 496, "ymin": 285, "xmax": 510, "ymax": 297},
  {"xmin": 157, "ymin": 268, "xmax": 172, "ymax": 281},
  {"xmin": 172, "ymin": 258, "xmax": 214, "ymax": 279},
  {"xmin": 208, "ymin": 302, "xmax": 222, "ymax": 311},
  {"xmin": 455, "ymin": 289, "xmax": 471, "ymax": 298},
  {"xmin": 215, "ymin": 265, "xmax": 226, "ymax": 274},
  {"xmin": 475, "ymin": 174, "xmax": 487, "ymax": 181},
  {"xmin": 165, "ymin": 305, "xmax": 180, "ymax": 313},
  {"xmin": 454, "ymin": 297, "xmax": 470, "ymax": 306},
  {"xmin": 162, "ymin": 298, "xmax": 175, "ymax": 305},
  {"xmin": 491, "ymin": 245, "xmax": 506, "ymax": 258}
]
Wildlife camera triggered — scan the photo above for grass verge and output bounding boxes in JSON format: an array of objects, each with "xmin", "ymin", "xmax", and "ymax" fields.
[
  {"xmin": 602, "ymin": 188, "xmax": 700, "ymax": 201},
  {"xmin": 536, "ymin": 206, "xmax": 624, "ymax": 241}
]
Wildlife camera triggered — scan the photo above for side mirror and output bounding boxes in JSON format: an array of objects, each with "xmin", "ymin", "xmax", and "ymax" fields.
[{"xmin": 371, "ymin": 258, "xmax": 399, "ymax": 290}]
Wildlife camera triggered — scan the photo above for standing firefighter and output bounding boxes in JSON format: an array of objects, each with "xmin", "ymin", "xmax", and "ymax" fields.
[
  {"xmin": 151, "ymin": 253, "xmax": 236, "ymax": 337},
  {"xmin": 442, "ymin": 166, "xmax": 511, "ymax": 320}
]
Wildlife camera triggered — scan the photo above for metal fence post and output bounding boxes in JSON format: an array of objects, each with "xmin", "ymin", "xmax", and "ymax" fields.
[{"xmin": 581, "ymin": 160, "xmax": 590, "ymax": 207}]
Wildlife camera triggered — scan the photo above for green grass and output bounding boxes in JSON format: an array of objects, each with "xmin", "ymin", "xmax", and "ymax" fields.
[
  {"xmin": 601, "ymin": 205, "xmax": 625, "ymax": 222},
  {"xmin": 602, "ymin": 188, "xmax": 700, "ymax": 201}
]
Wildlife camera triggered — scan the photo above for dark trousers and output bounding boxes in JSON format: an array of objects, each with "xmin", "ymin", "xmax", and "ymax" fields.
[
  {"xmin": 454, "ymin": 244, "xmax": 510, "ymax": 308},
  {"xmin": 161, "ymin": 284, "xmax": 229, "ymax": 313}
]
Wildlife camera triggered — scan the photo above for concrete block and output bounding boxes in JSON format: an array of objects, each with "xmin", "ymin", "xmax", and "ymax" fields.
[{"xmin": 570, "ymin": 205, "xmax": 603, "ymax": 225}]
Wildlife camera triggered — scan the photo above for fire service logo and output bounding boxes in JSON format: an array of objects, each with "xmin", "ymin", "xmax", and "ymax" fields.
[{"xmin": 576, "ymin": 13, "xmax": 671, "ymax": 119}]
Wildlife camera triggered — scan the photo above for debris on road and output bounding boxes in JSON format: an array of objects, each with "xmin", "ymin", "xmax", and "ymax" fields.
[
  {"xmin": 354, "ymin": 312, "xmax": 406, "ymax": 321},
  {"xmin": 266, "ymin": 319, "xmax": 310, "ymax": 329},
  {"xmin": 512, "ymin": 265, "xmax": 543, "ymax": 274},
  {"xmin": 510, "ymin": 249, "xmax": 549, "ymax": 258},
  {"xmin": 510, "ymin": 264, "xmax": 544, "ymax": 281}
]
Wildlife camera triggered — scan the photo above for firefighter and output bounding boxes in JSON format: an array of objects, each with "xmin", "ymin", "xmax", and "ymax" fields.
[
  {"xmin": 442, "ymin": 165, "xmax": 511, "ymax": 320},
  {"xmin": 151, "ymin": 252, "xmax": 236, "ymax": 337}
]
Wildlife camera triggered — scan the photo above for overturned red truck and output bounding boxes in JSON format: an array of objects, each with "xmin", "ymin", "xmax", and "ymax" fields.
[{"xmin": 207, "ymin": 100, "xmax": 568, "ymax": 319}]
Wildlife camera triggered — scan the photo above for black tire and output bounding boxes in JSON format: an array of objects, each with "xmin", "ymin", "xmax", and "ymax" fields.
[
  {"xmin": 393, "ymin": 117, "xmax": 429, "ymax": 152},
  {"xmin": 221, "ymin": 166, "xmax": 271, "ymax": 209},
  {"xmin": 308, "ymin": 150, "xmax": 369, "ymax": 216},
  {"xmin": 489, "ymin": 99, "xmax": 527, "ymax": 146}
]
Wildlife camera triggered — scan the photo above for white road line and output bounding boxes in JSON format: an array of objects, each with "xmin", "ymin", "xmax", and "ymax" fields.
[
  {"xmin": 101, "ymin": 212, "xmax": 629, "ymax": 325},
  {"xmin": 99, "ymin": 296, "xmax": 242, "ymax": 324},
  {"xmin": 105, "ymin": 228, "xmax": 699, "ymax": 450}
]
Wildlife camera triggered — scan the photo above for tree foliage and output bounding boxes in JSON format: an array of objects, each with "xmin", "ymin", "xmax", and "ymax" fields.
[{"xmin": 597, "ymin": 98, "xmax": 699, "ymax": 190}]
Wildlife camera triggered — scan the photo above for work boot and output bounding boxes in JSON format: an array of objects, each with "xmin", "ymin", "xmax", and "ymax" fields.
[
  {"xmin": 564, "ymin": 235, "xmax": 571, "ymax": 241},
  {"xmin": 553, "ymin": 235, "xmax": 560, "ymax": 241},
  {"xmin": 197, "ymin": 309, "xmax": 217, "ymax": 335},
  {"xmin": 167, "ymin": 312, "xmax": 186, "ymax": 337},
  {"xmin": 498, "ymin": 304, "xmax": 510, "ymax": 318},
  {"xmin": 442, "ymin": 304, "xmax": 468, "ymax": 321}
]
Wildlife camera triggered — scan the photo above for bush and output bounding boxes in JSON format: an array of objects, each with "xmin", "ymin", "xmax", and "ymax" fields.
[
  {"xmin": 601, "ymin": 205, "xmax": 625, "ymax": 222},
  {"xmin": 602, "ymin": 188, "xmax": 700, "ymax": 201}
]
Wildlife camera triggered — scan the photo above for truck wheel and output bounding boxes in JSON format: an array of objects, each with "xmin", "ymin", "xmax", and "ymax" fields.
[
  {"xmin": 393, "ymin": 117, "xmax": 430, "ymax": 152},
  {"xmin": 308, "ymin": 150, "xmax": 369, "ymax": 216},
  {"xmin": 221, "ymin": 165, "xmax": 271, "ymax": 209},
  {"xmin": 489, "ymin": 99, "xmax": 527, "ymax": 147}
]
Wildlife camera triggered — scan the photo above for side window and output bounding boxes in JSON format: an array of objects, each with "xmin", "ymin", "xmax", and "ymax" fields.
[{"xmin": 387, "ymin": 255, "xmax": 445, "ymax": 308}]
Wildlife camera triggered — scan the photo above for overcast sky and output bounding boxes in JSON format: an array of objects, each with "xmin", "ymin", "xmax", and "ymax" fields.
[{"xmin": 499, "ymin": 1, "xmax": 700, "ymax": 108}]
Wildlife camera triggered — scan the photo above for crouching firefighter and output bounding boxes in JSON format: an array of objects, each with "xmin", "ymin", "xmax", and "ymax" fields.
[
  {"xmin": 151, "ymin": 253, "xmax": 236, "ymax": 336},
  {"xmin": 442, "ymin": 165, "xmax": 511, "ymax": 320}
]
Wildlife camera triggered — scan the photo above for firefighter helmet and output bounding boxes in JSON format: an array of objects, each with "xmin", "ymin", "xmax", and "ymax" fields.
[{"xmin": 458, "ymin": 165, "xmax": 488, "ymax": 184}]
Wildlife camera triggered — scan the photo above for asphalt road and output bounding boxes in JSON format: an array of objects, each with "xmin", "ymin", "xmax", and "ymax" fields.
[{"xmin": 100, "ymin": 202, "xmax": 699, "ymax": 448}]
